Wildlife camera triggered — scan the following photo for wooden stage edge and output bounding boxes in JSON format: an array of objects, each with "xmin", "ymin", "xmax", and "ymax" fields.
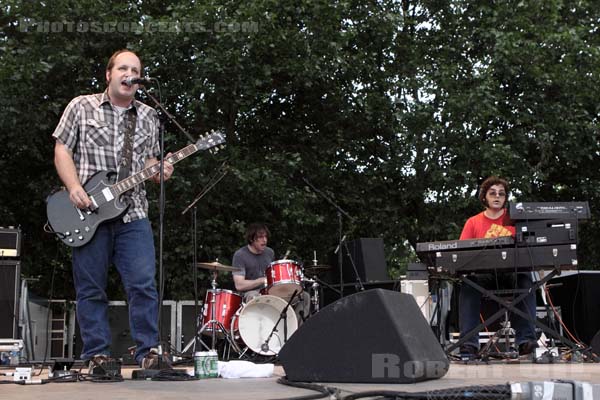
[{"xmin": 1, "ymin": 361, "xmax": 599, "ymax": 400}]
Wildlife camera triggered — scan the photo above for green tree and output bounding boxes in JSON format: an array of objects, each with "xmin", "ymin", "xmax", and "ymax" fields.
[{"xmin": 1, "ymin": 0, "xmax": 599, "ymax": 302}]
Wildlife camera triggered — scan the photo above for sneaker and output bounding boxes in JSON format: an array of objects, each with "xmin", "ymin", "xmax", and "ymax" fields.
[
  {"xmin": 459, "ymin": 344, "xmax": 478, "ymax": 360},
  {"xmin": 518, "ymin": 341, "xmax": 537, "ymax": 355},
  {"xmin": 140, "ymin": 348, "xmax": 172, "ymax": 370},
  {"xmin": 88, "ymin": 354, "xmax": 109, "ymax": 375}
]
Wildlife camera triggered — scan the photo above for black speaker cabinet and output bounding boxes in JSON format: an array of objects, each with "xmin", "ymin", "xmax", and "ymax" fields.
[
  {"xmin": 279, "ymin": 289, "xmax": 449, "ymax": 383},
  {"xmin": 73, "ymin": 300, "xmax": 176, "ymax": 362},
  {"xmin": 548, "ymin": 271, "xmax": 600, "ymax": 344},
  {"xmin": 0, "ymin": 260, "xmax": 20, "ymax": 339},
  {"xmin": 339, "ymin": 237, "xmax": 388, "ymax": 283},
  {"xmin": 176, "ymin": 300, "xmax": 204, "ymax": 353}
]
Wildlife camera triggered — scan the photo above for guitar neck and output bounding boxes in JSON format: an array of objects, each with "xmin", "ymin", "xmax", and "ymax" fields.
[{"xmin": 111, "ymin": 143, "xmax": 198, "ymax": 196}]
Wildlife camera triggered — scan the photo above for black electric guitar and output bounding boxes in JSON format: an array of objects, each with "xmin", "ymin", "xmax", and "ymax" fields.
[{"xmin": 46, "ymin": 131, "xmax": 225, "ymax": 247}]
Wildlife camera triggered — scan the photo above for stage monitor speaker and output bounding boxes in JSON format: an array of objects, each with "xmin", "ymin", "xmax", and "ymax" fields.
[
  {"xmin": 279, "ymin": 289, "xmax": 449, "ymax": 383},
  {"xmin": 321, "ymin": 280, "xmax": 397, "ymax": 308},
  {"xmin": 591, "ymin": 330, "xmax": 600, "ymax": 355},
  {"xmin": 340, "ymin": 238, "xmax": 388, "ymax": 283},
  {"xmin": 0, "ymin": 260, "xmax": 20, "ymax": 339}
]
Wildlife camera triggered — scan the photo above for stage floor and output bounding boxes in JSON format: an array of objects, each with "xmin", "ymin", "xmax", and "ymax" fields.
[{"xmin": 1, "ymin": 361, "xmax": 599, "ymax": 400}]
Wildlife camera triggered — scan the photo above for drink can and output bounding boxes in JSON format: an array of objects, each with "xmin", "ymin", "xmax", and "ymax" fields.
[
  {"xmin": 207, "ymin": 350, "xmax": 218, "ymax": 378},
  {"xmin": 194, "ymin": 351, "xmax": 209, "ymax": 379}
]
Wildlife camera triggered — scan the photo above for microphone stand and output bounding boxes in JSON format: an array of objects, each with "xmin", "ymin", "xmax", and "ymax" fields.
[
  {"xmin": 140, "ymin": 85, "xmax": 195, "ymax": 367},
  {"xmin": 157, "ymin": 113, "xmax": 166, "ymax": 365},
  {"xmin": 299, "ymin": 174, "xmax": 354, "ymax": 298},
  {"xmin": 180, "ymin": 163, "xmax": 228, "ymax": 354},
  {"xmin": 142, "ymin": 87, "xmax": 196, "ymax": 143},
  {"xmin": 342, "ymin": 240, "xmax": 365, "ymax": 291},
  {"xmin": 260, "ymin": 290, "xmax": 299, "ymax": 354}
]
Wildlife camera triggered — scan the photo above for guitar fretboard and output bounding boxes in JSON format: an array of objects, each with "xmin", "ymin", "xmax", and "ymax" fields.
[{"xmin": 112, "ymin": 142, "xmax": 199, "ymax": 196}]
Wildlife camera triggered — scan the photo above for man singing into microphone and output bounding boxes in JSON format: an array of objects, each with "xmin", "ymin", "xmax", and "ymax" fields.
[{"xmin": 52, "ymin": 49, "xmax": 174, "ymax": 372}]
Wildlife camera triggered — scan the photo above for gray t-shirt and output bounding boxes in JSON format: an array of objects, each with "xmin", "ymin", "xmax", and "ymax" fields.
[{"xmin": 232, "ymin": 245, "xmax": 274, "ymax": 281}]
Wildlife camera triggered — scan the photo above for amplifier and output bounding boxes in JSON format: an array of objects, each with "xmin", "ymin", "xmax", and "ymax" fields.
[
  {"xmin": 0, "ymin": 260, "xmax": 20, "ymax": 339},
  {"xmin": 515, "ymin": 219, "xmax": 578, "ymax": 246},
  {"xmin": 0, "ymin": 227, "xmax": 21, "ymax": 258},
  {"xmin": 509, "ymin": 201, "xmax": 590, "ymax": 220}
]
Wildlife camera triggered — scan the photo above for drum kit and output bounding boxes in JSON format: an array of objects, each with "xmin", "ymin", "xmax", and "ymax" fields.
[{"xmin": 188, "ymin": 258, "xmax": 328, "ymax": 358}]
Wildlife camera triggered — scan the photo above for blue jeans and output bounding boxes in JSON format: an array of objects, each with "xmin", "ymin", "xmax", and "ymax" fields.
[
  {"xmin": 459, "ymin": 273, "xmax": 537, "ymax": 349},
  {"xmin": 73, "ymin": 218, "xmax": 158, "ymax": 363}
]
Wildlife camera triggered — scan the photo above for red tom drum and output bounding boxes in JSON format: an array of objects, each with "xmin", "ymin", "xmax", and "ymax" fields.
[
  {"xmin": 201, "ymin": 289, "xmax": 242, "ymax": 337},
  {"xmin": 264, "ymin": 259, "xmax": 303, "ymax": 300}
]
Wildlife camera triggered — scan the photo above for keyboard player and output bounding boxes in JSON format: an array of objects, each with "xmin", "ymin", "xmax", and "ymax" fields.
[{"xmin": 458, "ymin": 176, "xmax": 537, "ymax": 359}]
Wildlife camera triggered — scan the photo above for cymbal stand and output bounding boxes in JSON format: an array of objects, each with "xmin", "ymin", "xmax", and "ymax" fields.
[
  {"xmin": 310, "ymin": 279, "xmax": 320, "ymax": 314},
  {"xmin": 303, "ymin": 252, "xmax": 328, "ymax": 315},
  {"xmin": 180, "ymin": 162, "xmax": 228, "ymax": 355},
  {"xmin": 309, "ymin": 253, "xmax": 321, "ymax": 313},
  {"xmin": 182, "ymin": 271, "xmax": 238, "ymax": 355}
]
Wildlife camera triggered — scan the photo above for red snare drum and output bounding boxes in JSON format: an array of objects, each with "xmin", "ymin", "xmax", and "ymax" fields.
[
  {"xmin": 264, "ymin": 259, "xmax": 303, "ymax": 299},
  {"xmin": 201, "ymin": 289, "xmax": 242, "ymax": 337}
]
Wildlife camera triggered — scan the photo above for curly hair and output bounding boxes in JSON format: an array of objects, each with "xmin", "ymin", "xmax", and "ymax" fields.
[
  {"xmin": 245, "ymin": 223, "xmax": 270, "ymax": 244},
  {"xmin": 478, "ymin": 176, "xmax": 509, "ymax": 207}
]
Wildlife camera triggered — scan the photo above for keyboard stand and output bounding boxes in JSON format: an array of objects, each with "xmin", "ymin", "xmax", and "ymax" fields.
[{"xmin": 446, "ymin": 265, "xmax": 580, "ymax": 355}]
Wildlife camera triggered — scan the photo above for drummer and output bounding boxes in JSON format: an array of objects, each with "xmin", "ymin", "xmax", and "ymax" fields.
[
  {"xmin": 232, "ymin": 223, "xmax": 311, "ymax": 322},
  {"xmin": 232, "ymin": 222, "xmax": 273, "ymax": 302}
]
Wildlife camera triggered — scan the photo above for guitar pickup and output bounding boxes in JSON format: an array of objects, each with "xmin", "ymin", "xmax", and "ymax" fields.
[
  {"xmin": 89, "ymin": 196, "xmax": 99, "ymax": 211},
  {"xmin": 76, "ymin": 208, "xmax": 86, "ymax": 221}
]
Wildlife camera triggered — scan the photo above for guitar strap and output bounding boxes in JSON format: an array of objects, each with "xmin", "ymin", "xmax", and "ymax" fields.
[{"xmin": 117, "ymin": 109, "xmax": 137, "ymax": 182}]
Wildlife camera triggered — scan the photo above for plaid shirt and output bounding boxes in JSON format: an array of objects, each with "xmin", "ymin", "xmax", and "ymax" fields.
[{"xmin": 52, "ymin": 91, "xmax": 160, "ymax": 223}]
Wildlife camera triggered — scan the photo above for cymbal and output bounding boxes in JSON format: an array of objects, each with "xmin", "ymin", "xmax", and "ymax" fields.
[
  {"xmin": 196, "ymin": 261, "xmax": 237, "ymax": 272},
  {"xmin": 303, "ymin": 264, "xmax": 332, "ymax": 274}
]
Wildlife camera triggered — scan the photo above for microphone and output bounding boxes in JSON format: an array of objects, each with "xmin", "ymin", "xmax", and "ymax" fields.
[
  {"xmin": 124, "ymin": 76, "xmax": 152, "ymax": 86},
  {"xmin": 283, "ymin": 249, "xmax": 290, "ymax": 259}
]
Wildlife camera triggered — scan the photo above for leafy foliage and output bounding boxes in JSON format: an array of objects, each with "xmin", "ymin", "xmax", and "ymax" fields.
[{"xmin": 1, "ymin": 0, "xmax": 599, "ymax": 300}]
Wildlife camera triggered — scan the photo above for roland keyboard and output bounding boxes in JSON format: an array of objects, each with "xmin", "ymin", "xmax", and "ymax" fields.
[
  {"xmin": 430, "ymin": 244, "xmax": 578, "ymax": 274},
  {"xmin": 416, "ymin": 236, "xmax": 578, "ymax": 275},
  {"xmin": 415, "ymin": 236, "xmax": 514, "ymax": 254}
]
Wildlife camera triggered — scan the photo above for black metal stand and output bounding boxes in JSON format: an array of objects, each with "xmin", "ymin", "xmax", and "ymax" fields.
[
  {"xmin": 478, "ymin": 315, "xmax": 518, "ymax": 360},
  {"xmin": 446, "ymin": 266, "xmax": 581, "ymax": 354},
  {"xmin": 139, "ymin": 85, "xmax": 198, "ymax": 367},
  {"xmin": 342, "ymin": 240, "xmax": 365, "ymax": 292},
  {"xmin": 181, "ymin": 271, "xmax": 239, "ymax": 355},
  {"xmin": 299, "ymin": 174, "xmax": 354, "ymax": 298},
  {"xmin": 180, "ymin": 162, "xmax": 228, "ymax": 354},
  {"xmin": 260, "ymin": 290, "xmax": 299, "ymax": 354}
]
